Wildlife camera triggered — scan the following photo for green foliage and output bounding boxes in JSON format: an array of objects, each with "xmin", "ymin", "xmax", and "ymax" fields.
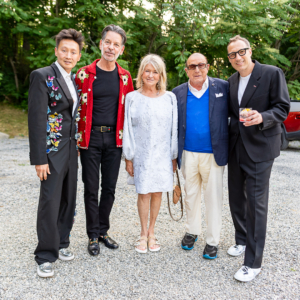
[
  {"xmin": 0, "ymin": 0, "xmax": 299, "ymax": 108},
  {"xmin": 287, "ymin": 80, "xmax": 300, "ymax": 100}
]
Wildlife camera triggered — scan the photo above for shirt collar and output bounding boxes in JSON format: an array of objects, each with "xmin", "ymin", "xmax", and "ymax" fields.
[
  {"xmin": 188, "ymin": 77, "xmax": 209, "ymax": 93},
  {"xmin": 55, "ymin": 61, "xmax": 71, "ymax": 79}
]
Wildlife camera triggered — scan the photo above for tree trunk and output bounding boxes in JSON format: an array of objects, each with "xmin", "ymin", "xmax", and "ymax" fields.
[
  {"xmin": 274, "ymin": 39, "xmax": 281, "ymax": 50},
  {"xmin": 216, "ymin": 60, "xmax": 220, "ymax": 78},
  {"xmin": 286, "ymin": 46, "xmax": 300, "ymax": 81},
  {"xmin": 148, "ymin": 33, "xmax": 157, "ymax": 53},
  {"xmin": 9, "ymin": 57, "xmax": 19, "ymax": 92}
]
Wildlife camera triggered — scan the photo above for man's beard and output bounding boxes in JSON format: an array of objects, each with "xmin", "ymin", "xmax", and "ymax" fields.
[{"xmin": 101, "ymin": 44, "xmax": 120, "ymax": 62}]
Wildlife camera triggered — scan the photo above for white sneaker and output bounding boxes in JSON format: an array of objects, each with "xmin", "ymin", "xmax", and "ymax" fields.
[
  {"xmin": 227, "ymin": 244, "xmax": 246, "ymax": 256},
  {"xmin": 234, "ymin": 266, "xmax": 261, "ymax": 282},
  {"xmin": 37, "ymin": 262, "xmax": 54, "ymax": 278},
  {"xmin": 58, "ymin": 248, "xmax": 74, "ymax": 261}
]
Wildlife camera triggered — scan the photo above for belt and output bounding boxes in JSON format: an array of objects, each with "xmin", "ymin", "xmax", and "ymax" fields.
[{"xmin": 93, "ymin": 126, "xmax": 115, "ymax": 133}]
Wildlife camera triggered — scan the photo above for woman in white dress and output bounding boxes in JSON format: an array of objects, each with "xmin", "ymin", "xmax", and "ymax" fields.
[{"xmin": 123, "ymin": 54, "xmax": 178, "ymax": 253}]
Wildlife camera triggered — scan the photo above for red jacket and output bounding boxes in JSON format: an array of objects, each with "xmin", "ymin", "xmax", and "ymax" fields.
[{"xmin": 75, "ymin": 59, "xmax": 134, "ymax": 149}]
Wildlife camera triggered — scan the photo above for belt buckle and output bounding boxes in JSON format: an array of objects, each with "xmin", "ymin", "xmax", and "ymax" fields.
[{"xmin": 100, "ymin": 126, "xmax": 106, "ymax": 132}]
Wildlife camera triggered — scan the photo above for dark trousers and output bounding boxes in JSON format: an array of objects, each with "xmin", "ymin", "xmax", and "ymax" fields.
[
  {"xmin": 34, "ymin": 140, "xmax": 78, "ymax": 265},
  {"xmin": 80, "ymin": 130, "xmax": 122, "ymax": 239},
  {"xmin": 228, "ymin": 137, "xmax": 274, "ymax": 268}
]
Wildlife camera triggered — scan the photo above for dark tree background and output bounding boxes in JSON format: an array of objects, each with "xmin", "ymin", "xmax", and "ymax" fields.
[{"xmin": 0, "ymin": 0, "xmax": 299, "ymax": 108}]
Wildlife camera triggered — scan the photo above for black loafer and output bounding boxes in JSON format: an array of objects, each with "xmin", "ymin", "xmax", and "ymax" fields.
[
  {"xmin": 88, "ymin": 238, "xmax": 100, "ymax": 256},
  {"xmin": 99, "ymin": 235, "xmax": 119, "ymax": 249},
  {"xmin": 181, "ymin": 233, "xmax": 198, "ymax": 250},
  {"xmin": 203, "ymin": 244, "xmax": 218, "ymax": 259}
]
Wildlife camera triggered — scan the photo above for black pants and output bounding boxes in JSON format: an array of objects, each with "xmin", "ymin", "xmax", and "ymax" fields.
[
  {"xmin": 228, "ymin": 137, "xmax": 274, "ymax": 268},
  {"xmin": 80, "ymin": 130, "xmax": 122, "ymax": 239},
  {"xmin": 34, "ymin": 140, "xmax": 78, "ymax": 265}
]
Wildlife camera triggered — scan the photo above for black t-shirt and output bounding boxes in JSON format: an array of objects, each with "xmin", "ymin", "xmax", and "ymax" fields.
[{"xmin": 92, "ymin": 65, "xmax": 119, "ymax": 127}]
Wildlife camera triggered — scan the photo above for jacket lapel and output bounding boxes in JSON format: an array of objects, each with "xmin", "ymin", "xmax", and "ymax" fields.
[
  {"xmin": 230, "ymin": 72, "xmax": 240, "ymax": 115},
  {"xmin": 239, "ymin": 60, "xmax": 261, "ymax": 108},
  {"xmin": 208, "ymin": 77, "xmax": 217, "ymax": 120},
  {"xmin": 51, "ymin": 63, "xmax": 74, "ymax": 114},
  {"xmin": 71, "ymin": 74, "xmax": 80, "ymax": 119},
  {"xmin": 179, "ymin": 83, "xmax": 188, "ymax": 128}
]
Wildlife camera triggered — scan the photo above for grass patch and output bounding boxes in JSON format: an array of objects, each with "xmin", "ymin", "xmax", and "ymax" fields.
[{"xmin": 0, "ymin": 103, "xmax": 28, "ymax": 138}]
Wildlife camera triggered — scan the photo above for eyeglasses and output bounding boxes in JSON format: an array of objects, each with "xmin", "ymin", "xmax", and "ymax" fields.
[
  {"xmin": 187, "ymin": 63, "xmax": 208, "ymax": 70},
  {"xmin": 227, "ymin": 48, "xmax": 249, "ymax": 59}
]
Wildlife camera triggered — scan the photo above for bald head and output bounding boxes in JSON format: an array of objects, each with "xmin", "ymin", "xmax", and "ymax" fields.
[
  {"xmin": 186, "ymin": 53, "xmax": 208, "ymax": 67},
  {"xmin": 185, "ymin": 52, "xmax": 209, "ymax": 90}
]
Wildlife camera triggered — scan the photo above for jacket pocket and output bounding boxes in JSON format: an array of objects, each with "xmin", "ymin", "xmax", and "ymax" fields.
[{"xmin": 262, "ymin": 124, "xmax": 282, "ymax": 137}]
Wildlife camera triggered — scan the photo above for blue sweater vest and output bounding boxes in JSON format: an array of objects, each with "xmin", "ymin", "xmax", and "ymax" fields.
[{"xmin": 184, "ymin": 88, "xmax": 213, "ymax": 153}]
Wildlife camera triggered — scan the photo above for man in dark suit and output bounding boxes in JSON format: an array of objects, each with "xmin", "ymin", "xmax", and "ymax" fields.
[
  {"xmin": 227, "ymin": 35, "xmax": 290, "ymax": 282},
  {"xmin": 28, "ymin": 29, "xmax": 83, "ymax": 277},
  {"xmin": 172, "ymin": 53, "xmax": 229, "ymax": 260}
]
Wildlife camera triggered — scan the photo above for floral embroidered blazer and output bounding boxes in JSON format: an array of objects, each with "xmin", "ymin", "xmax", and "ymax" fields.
[
  {"xmin": 28, "ymin": 63, "xmax": 80, "ymax": 166},
  {"xmin": 75, "ymin": 59, "xmax": 134, "ymax": 149}
]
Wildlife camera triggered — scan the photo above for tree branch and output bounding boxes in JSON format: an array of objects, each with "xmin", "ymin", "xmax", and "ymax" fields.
[
  {"xmin": 9, "ymin": 57, "xmax": 19, "ymax": 92},
  {"xmin": 148, "ymin": 32, "xmax": 157, "ymax": 53},
  {"xmin": 155, "ymin": 43, "xmax": 167, "ymax": 53}
]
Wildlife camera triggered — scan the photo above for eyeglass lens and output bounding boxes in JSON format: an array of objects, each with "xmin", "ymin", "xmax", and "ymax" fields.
[
  {"xmin": 228, "ymin": 48, "xmax": 248, "ymax": 59},
  {"xmin": 188, "ymin": 63, "xmax": 206, "ymax": 70}
]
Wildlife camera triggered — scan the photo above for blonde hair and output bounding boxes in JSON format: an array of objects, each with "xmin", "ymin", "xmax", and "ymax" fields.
[
  {"xmin": 227, "ymin": 35, "xmax": 251, "ymax": 50},
  {"xmin": 135, "ymin": 54, "xmax": 167, "ymax": 91}
]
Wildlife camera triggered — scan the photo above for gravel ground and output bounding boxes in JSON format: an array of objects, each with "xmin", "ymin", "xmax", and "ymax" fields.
[{"xmin": 0, "ymin": 137, "xmax": 299, "ymax": 300}]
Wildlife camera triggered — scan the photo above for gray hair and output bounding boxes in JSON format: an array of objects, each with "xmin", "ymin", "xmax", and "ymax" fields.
[
  {"xmin": 227, "ymin": 35, "xmax": 251, "ymax": 50},
  {"xmin": 101, "ymin": 24, "xmax": 127, "ymax": 45}
]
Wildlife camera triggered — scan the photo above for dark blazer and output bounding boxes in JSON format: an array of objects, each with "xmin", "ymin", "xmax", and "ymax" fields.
[
  {"xmin": 228, "ymin": 60, "xmax": 290, "ymax": 162},
  {"xmin": 28, "ymin": 62, "xmax": 80, "ymax": 167},
  {"xmin": 172, "ymin": 76, "xmax": 229, "ymax": 169}
]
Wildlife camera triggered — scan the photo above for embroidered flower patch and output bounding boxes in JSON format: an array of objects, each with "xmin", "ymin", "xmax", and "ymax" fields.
[
  {"xmin": 76, "ymin": 132, "xmax": 82, "ymax": 141},
  {"xmin": 78, "ymin": 69, "xmax": 89, "ymax": 83},
  {"xmin": 81, "ymin": 93, "xmax": 88, "ymax": 104},
  {"xmin": 75, "ymin": 106, "xmax": 81, "ymax": 140},
  {"xmin": 122, "ymin": 75, "xmax": 128, "ymax": 86},
  {"xmin": 119, "ymin": 129, "xmax": 123, "ymax": 140}
]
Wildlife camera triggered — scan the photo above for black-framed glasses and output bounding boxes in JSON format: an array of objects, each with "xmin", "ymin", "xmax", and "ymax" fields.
[
  {"xmin": 187, "ymin": 63, "xmax": 208, "ymax": 70},
  {"xmin": 227, "ymin": 48, "xmax": 249, "ymax": 59}
]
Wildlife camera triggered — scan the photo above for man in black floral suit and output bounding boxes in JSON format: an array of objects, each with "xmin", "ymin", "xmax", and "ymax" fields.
[{"xmin": 28, "ymin": 28, "xmax": 83, "ymax": 278}]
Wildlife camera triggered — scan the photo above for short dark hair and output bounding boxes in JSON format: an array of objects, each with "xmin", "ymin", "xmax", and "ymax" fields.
[
  {"xmin": 101, "ymin": 24, "xmax": 127, "ymax": 45},
  {"xmin": 56, "ymin": 28, "xmax": 84, "ymax": 52}
]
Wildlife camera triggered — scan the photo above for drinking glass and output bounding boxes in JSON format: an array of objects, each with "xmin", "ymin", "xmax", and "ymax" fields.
[{"xmin": 239, "ymin": 108, "xmax": 252, "ymax": 122}]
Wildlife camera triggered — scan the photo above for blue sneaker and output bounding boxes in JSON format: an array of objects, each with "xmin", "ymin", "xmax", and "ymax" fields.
[
  {"xmin": 181, "ymin": 233, "xmax": 198, "ymax": 250},
  {"xmin": 203, "ymin": 244, "xmax": 218, "ymax": 259}
]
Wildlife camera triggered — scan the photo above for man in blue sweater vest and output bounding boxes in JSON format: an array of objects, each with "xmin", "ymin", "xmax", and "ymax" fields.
[{"xmin": 172, "ymin": 53, "xmax": 229, "ymax": 259}]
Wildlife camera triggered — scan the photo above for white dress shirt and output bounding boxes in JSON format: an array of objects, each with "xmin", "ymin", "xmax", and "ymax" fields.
[
  {"xmin": 55, "ymin": 61, "xmax": 77, "ymax": 116},
  {"xmin": 188, "ymin": 77, "xmax": 209, "ymax": 98},
  {"xmin": 238, "ymin": 73, "xmax": 251, "ymax": 105}
]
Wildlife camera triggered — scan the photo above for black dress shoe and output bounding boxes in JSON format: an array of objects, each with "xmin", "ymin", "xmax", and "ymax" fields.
[
  {"xmin": 99, "ymin": 235, "xmax": 119, "ymax": 249},
  {"xmin": 88, "ymin": 238, "xmax": 100, "ymax": 256}
]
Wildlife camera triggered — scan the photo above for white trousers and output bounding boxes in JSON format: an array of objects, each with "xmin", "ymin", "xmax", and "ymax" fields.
[{"xmin": 181, "ymin": 150, "xmax": 224, "ymax": 246}]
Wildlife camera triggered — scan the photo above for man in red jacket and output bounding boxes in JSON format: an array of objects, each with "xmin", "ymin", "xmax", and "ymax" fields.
[{"xmin": 75, "ymin": 24, "xmax": 134, "ymax": 256}]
